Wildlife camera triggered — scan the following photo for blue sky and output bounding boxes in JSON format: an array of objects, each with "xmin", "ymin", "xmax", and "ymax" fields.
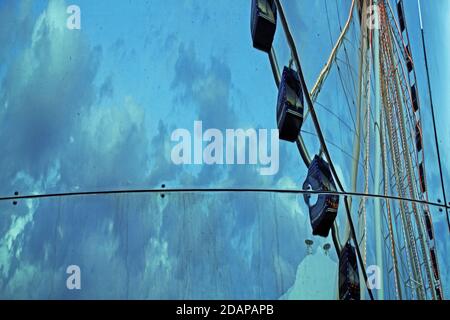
[{"xmin": 0, "ymin": 0, "xmax": 448, "ymax": 299}]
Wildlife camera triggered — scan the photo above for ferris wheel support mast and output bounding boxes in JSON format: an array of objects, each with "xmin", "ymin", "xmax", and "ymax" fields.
[
  {"xmin": 373, "ymin": 0, "xmax": 384, "ymax": 300},
  {"xmin": 346, "ymin": 0, "xmax": 367, "ymax": 244}
]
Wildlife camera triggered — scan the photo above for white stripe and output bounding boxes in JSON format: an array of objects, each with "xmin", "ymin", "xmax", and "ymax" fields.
[{"xmin": 417, "ymin": 0, "xmax": 424, "ymax": 30}]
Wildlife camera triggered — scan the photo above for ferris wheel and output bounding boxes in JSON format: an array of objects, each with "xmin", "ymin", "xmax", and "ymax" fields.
[{"xmin": 250, "ymin": 0, "xmax": 446, "ymax": 300}]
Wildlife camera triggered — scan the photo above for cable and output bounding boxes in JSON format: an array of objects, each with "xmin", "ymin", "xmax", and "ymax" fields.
[
  {"xmin": 309, "ymin": 0, "xmax": 356, "ymax": 102},
  {"xmin": 314, "ymin": 100, "xmax": 355, "ymax": 134},
  {"xmin": 301, "ymin": 129, "xmax": 365, "ymax": 171},
  {"xmin": 2, "ymin": 187, "xmax": 449, "ymax": 208}
]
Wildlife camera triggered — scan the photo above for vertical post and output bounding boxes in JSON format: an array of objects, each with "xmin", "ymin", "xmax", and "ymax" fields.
[
  {"xmin": 350, "ymin": 0, "xmax": 368, "ymax": 299},
  {"xmin": 373, "ymin": 0, "xmax": 384, "ymax": 300}
]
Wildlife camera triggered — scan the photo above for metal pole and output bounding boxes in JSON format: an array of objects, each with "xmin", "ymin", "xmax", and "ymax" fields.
[{"xmin": 373, "ymin": 0, "xmax": 384, "ymax": 300}]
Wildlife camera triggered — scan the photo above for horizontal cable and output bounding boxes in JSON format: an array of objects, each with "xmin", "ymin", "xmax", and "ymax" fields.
[{"xmin": 1, "ymin": 188, "xmax": 449, "ymax": 209}]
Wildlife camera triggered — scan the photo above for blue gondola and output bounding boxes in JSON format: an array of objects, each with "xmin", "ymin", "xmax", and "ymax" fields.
[
  {"xmin": 397, "ymin": 1, "xmax": 405, "ymax": 32},
  {"xmin": 302, "ymin": 155, "xmax": 339, "ymax": 237},
  {"xmin": 436, "ymin": 287, "xmax": 443, "ymax": 300},
  {"xmin": 339, "ymin": 242, "xmax": 360, "ymax": 300},
  {"xmin": 424, "ymin": 212, "xmax": 434, "ymax": 240},
  {"xmin": 277, "ymin": 66, "xmax": 304, "ymax": 142},
  {"xmin": 406, "ymin": 45, "xmax": 413, "ymax": 73},
  {"xmin": 251, "ymin": 0, "xmax": 277, "ymax": 53},
  {"xmin": 419, "ymin": 162, "xmax": 426, "ymax": 193},
  {"xmin": 415, "ymin": 121, "xmax": 423, "ymax": 152},
  {"xmin": 430, "ymin": 248, "xmax": 439, "ymax": 280},
  {"xmin": 411, "ymin": 83, "xmax": 419, "ymax": 112}
]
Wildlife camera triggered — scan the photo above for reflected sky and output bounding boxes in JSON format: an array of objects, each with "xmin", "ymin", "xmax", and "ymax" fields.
[
  {"xmin": 0, "ymin": 0, "xmax": 448, "ymax": 299},
  {"xmin": 0, "ymin": 192, "xmax": 446, "ymax": 299}
]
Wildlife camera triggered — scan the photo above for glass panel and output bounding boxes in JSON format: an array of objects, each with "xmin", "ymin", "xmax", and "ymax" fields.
[
  {"xmin": 0, "ymin": 192, "xmax": 447, "ymax": 299},
  {"xmin": 0, "ymin": 0, "xmax": 447, "ymax": 197},
  {"xmin": 0, "ymin": 0, "xmax": 448, "ymax": 300}
]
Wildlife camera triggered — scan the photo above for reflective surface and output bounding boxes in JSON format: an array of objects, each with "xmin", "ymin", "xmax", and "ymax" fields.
[
  {"xmin": 0, "ymin": 0, "xmax": 448, "ymax": 299},
  {"xmin": 2, "ymin": 0, "xmax": 448, "ymax": 196},
  {"xmin": 0, "ymin": 192, "xmax": 447, "ymax": 299}
]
